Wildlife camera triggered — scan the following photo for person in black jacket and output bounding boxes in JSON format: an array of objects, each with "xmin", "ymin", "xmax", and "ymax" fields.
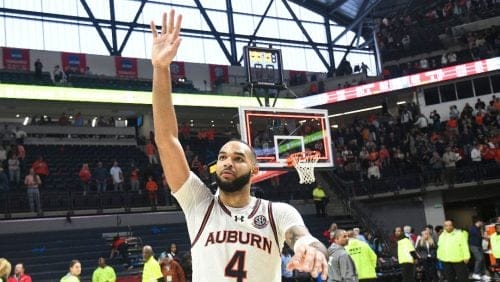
[{"xmin": 415, "ymin": 229, "xmax": 438, "ymax": 282}]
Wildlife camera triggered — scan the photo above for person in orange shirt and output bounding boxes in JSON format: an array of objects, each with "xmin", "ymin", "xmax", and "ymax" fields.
[
  {"xmin": 145, "ymin": 140, "xmax": 158, "ymax": 164},
  {"xmin": 32, "ymin": 156, "xmax": 49, "ymax": 189},
  {"xmin": 379, "ymin": 145, "xmax": 390, "ymax": 167},
  {"xmin": 79, "ymin": 163, "xmax": 91, "ymax": 195},
  {"xmin": 160, "ymin": 254, "xmax": 185, "ymax": 282},
  {"xmin": 145, "ymin": 176, "xmax": 158, "ymax": 208},
  {"xmin": 446, "ymin": 117, "xmax": 458, "ymax": 136}
]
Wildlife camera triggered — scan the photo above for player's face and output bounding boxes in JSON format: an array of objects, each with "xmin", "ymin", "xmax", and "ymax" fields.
[{"xmin": 216, "ymin": 141, "xmax": 257, "ymax": 193}]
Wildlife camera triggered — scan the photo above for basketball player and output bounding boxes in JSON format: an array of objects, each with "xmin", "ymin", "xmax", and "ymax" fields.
[{"xmin": 150, "ymin": 9, "xmax": 328, "ymax": 282}]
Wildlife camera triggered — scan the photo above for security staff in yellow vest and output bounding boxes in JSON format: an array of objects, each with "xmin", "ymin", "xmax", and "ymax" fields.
[
  {"xmin": 436, "ymin": 220, "xmax": 470, "ymax": 282},
  {"xmin": 345, "ymin": 232, "xmax": 377, "ymax": 282},
  {"xmin": 396, "ymin": 226, "xmax": 419, "ymax": 282},
  {"xmin": 491, "ymin": 224, "xmax": 500, "ymax": 265},
  {"xmin": 312, "ymin": 184, "xmax": 327, "ymax": 217}
]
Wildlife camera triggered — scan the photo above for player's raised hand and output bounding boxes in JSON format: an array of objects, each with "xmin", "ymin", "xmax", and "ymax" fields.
[
  {"xmin": 287, "ymin": 244, "xmax": 328, "ymax": 281},
  {"xmin": 150, "ymin": 9, "xmax": 182, "ymax": 69}
]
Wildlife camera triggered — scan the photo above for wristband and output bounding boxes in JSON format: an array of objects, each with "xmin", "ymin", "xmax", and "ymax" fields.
[{"xmin": 293, "ymin": 235, "xmax": 320, "ymax": 253}]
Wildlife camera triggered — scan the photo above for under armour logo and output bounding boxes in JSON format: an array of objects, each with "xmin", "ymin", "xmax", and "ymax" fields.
[{"xmin": 234, "ymin": 215, "xmax": 244, "ymax": 222}]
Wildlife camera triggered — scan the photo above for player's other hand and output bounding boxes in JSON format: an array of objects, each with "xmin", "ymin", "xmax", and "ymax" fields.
[
  {"xmin": 150, "ymin": 9, "xmax": 182, "ymax": 69},
  {"xmin": 287, "ymin": 244, "xmax": 328, "ymax": 280}
]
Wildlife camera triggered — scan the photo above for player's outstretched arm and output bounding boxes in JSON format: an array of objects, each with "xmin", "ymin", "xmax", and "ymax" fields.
[
  {"xmin": 150, "ymin": 10, "xmax": 189, "ymax": 192},
  {"xmin": 285, "ymin": 225, "xmax": 328, "ymax": 280}
]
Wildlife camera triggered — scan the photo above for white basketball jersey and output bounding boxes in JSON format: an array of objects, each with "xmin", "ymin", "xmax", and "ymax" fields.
[{"xmin": 174, "ymin": 172, "xmax": 305, "ymax": 282}]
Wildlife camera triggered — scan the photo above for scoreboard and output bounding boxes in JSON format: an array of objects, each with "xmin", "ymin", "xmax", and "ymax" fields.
[{"xmin": 244, "ymin": 46, "xmax": 284, "ymax": 87}]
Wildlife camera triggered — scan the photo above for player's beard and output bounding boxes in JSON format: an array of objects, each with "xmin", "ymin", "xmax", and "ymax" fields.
[{"xmin": 216, "ymin": 170, "xmax": 251, "ymax": 193}]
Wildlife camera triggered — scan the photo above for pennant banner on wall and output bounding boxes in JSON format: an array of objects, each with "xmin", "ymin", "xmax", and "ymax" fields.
[
  {"xmin": 61, "ymin": 52, "xmax": 87, "ymax": 74},
  {"xmin": 170, "ymin": 61, "xmax": 185, "ymax": 81},
  {"xmin": 288, "ymin": 70, "xmax": 307, "ymax": 86},
  {"xmin": 2, "ymin": 47, "xmax": 30, "ymax": 71},
  {"xmin": 209, "ymin": 64, "xmax": 229, "ymax": 86},
  {"xmin": 115, "ymin": 56, "xmax": 138, "ymax": 78}
]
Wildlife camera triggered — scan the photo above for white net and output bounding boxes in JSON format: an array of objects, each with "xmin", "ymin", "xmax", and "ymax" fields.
[{"xmin": 288, "ymin": 151, "xmax": 320, "ymax": 184}]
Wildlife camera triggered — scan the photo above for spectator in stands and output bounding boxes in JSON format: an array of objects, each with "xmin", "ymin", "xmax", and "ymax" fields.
[
  {"xmin": 32, "ymin": 156, "xmax": 49, "ymax": 189},
  {"xmin": 346, "ymin": 230, "xmax": 377, "ymax": 282},
  {"xmin": 145, "ymin": 176, "xmax": 159, "ymax": 209},
  {"xmin": 415, "ymin": 229, "xmax": 438, "ymax": 282},
  {"xmin": 91, "ymin": 258, "xmax": 115, "ymax": 282},
  {"xmin": 109, "ymin": 161, "xmax": 123, "ymax": 192},
  {"xmin": 389, "ymin": 227, "xmax": 403, "ymax": 257},
  {"xmin": 312, "ymin": 184, "xmax": 327, "ymax": 217},
  {"xmin": 58, "ymin": 113, "xmax": 70, "ymax": 126},
  {"xmin": 12, "ymin": 126, "xmax": 26, "ymax": 145},
  {"xmin": 367, "ymin": 161, "xmax": 381, "ymax": 181},
  {"xmin": 0, "ymin": 167, "xmax": 9, "ymax": 207},
  {"xmin": 327, "ymin": 229, "xmax": 358, "ymax": 282},
  {"xmin": 353, "ymin": 228, "xmax": 368, "ymax": 243},
  {"xmin": 414, "ymin": 114, "xmax": 429, "ymax": 133},
  {"xmin": 161, "ymin": 243, "xmax": 178, "ymax": 262},
  {"xmin": 429, "ymin": 110, "xmax": 441, "ymax": 132},
  {"xmin": 429, "ymin": 151, "xmax": 444, "ymax": 186},
  {"xmin": 93, "ymin": 162, "xmax": 108, "ymax": 193},
  {"xmin": 109, "ymin": 236, "xmax": 133, "ymax": 270},
  {"xmin": 8, "ymin": 153, "xmax": 20, "ymax": 188},
  {"xmin": 73, "ymin": 113, "xmax": 84, "ymax": 127},
  {"xmin": 468, "ymin": 220, "xmax": 490, "ymax": 281},
  {"xmin": 437, "ymin": 220, "xmax": 469, "ymax": 282},
  {"xmin": 0, "ymin": 146, "xmax": 6, "ymax": 167},
  {"xmin": 184, "ymin": 145, "xmax": 194, "ymax": 164},
  {"xmin": 60, "ymin": 260, "xmax": 81, "ymax": 282},
  {"xmin": 190, "ymin": 155, "xmax": 202, "ymax": 176},
  {"xmin": 442, "ymin": 147, "xmax": 459, "ymax": 188},
  {"xmin": 323, "ymin": 223, "xmax": 338, "ymax": 244},
  {"xmin": 160, "ymin": 254, "xmax": 185, "ymax": 282},
  {"xmin": 34, "ymin": 58, "xmax": 43, "ymax": 80},
  {"xmin": 396, "ymin": 226, "xmax": 418, "ymax": 282},
  {"xmin": 79, "ymin": 163, "xmax": 92, "ymax": 196},
  {"xmin": 142, "ymin": 245, "xmax": 163, "ymax": 282},
  {"xmin": 7, "ymin": 263, "xmax": 31, "ymax": 282},
  {"xmin": 16, "ymin": 144, "xmax": 25, "ymax": 166},
  {"xmin": 0, "ymin": 258, "xmax": 12, "ymax": 282},
  {"xmin": 51, "ymin": 65, "xmax": 66, "ymax": 84},
  {"xmin": 25, "ymin": 168, "xmax": 42, "ymax": 214},
  {"xmin": 145, "ymin": 140, "xmax": 158, "ymax": 165},
  {"xmin": 471, "ymin": 143, "xmax": 482, "ymax": 183},
  {"xmin": 129, "ymin": 164, "xmax": 140, "ymax": 194}
]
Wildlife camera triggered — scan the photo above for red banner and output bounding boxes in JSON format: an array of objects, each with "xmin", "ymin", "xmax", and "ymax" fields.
[
  {"xmin": 61, "ymin": 52, "xmax": 86, "ymax": 74},
  {"xmin": 2, "ymin": 47, "xmax": 30, "ymax": 71},
  {"xmin": 299, "ymin": 57, "xmax": 500, "ymax": 108},
  {"xmin": 170, "ymin": 61, "xmax": 185, "ymax": 81},
  {"xmin": 209, "ymin": 64, "xmax": 228, "ymax": 85},
  {"xmin": 115, "ymin": 56, "xmax": 138, "ymax": 78}
]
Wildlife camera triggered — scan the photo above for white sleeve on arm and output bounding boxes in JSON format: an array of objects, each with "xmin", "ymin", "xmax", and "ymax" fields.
[
  {"xmin": 273, "ymin": 202, "xmax": 306, "ymax": 244},
  {"xmin": 172, "ymin": 171, "xmax": 213, "ymax": 213}
]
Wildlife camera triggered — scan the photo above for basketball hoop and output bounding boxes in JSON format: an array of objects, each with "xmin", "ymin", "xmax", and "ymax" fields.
[{"xmin": 287, "ymin": 151, "xmax": 320, "ymax": 184}]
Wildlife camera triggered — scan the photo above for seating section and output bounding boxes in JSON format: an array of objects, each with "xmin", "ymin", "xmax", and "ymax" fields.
[
  {"xmin": 23, "ymin": 145, "xmax": 149, "ymax": 191},
  {"xmin": 0, "ymin": 214, "xmax": 358, "ymax": 282}
]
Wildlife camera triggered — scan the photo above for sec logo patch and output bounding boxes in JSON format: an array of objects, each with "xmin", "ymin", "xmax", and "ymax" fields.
[{"xmin": 253, "ymin": 215, "xmax": 268, "ymax": 229}]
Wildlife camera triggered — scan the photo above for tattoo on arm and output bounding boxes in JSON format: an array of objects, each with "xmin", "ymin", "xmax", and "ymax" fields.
[{"xmin": 285, "ymin": 226, "xmax": 328, "ymax": 256}]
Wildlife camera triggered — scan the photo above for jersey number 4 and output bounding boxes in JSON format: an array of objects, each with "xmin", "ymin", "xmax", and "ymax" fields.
[{"xmin": 225, "ymin": 250, "xmax": 247, "ymax": 282}]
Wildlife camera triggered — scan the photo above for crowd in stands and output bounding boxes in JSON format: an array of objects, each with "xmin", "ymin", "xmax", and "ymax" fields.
[
  {"xmin": 332, "ymin": 94, "xmax": 500, "ymax": 193},
  {"xmin": 376, "ymin": 0, "xmax": 498, "ymax": 62}
]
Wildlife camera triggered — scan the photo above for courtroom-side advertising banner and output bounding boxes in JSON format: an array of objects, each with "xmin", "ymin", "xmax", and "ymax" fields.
[
  {"xmin": 61, "ymin": 52, "xmax": 87, "ymax": 74},
  {"xmin": 3, "ymin": 47, "xmax": 30, "ymax": 71},
  {"xmin": 115, "ymin": 56, "xmax": 138, "ymax": 78}
]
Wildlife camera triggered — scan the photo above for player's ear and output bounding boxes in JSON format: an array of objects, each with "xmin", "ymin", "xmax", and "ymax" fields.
[{"xmin": 250, "ymin": 165, "xmax": 259, "ymax": 176}]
